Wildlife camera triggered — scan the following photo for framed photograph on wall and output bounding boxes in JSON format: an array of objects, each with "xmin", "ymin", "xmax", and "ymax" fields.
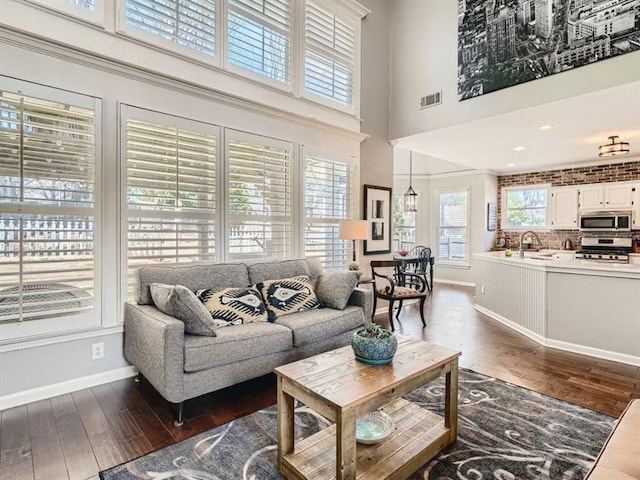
[
  {"xmin": 487, "ymin": 202, "xmax": 497, "ymax": 232},
  {"xmin": 363, "ymin": 184, "xmax": 392, "ymax": 255}
]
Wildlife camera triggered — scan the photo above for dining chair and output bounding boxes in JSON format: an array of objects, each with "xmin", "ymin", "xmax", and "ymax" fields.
[
  {"xmin": 404, "ymin": 246, "xmax": 432, "ymax": 292},
  {"xmin": 370, "ymin": 260, "xmax": 427, "ymax": 332}
]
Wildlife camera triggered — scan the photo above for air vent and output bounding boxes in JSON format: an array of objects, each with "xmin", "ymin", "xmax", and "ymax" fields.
[{"xmin": 420, "ymin": 91, "xmax": 442, "ymax": 109}]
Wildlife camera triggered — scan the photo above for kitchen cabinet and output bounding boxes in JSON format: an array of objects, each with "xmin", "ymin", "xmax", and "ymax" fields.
[
  {"xmin": 579, "ymin": 182, "xmax": 635, "ymax": 211},
  {"xmin": 549, "ymin": 187, "xmax": 578, "ymax": 229}
]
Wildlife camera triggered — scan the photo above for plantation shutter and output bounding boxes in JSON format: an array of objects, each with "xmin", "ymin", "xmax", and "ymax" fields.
[
  {"xmin": 437, "ymin": 189, "xmax": 469, "ymax": 262},
  {"xmin": 28, "ymin": 0, "xmax": 104, "ymax": 25},
  {"xmin": 0, "ymin": 87, "xmax": 97, "ymax": 337},
  {"xmin": 227, "ymin": 0, "xmax": 291, "ymax": 84},
  {"xmin": 304, "ymin": 0, "xmax": 357, "ymax": 107},
  {"xmin": 125, "ymin": 110, "xmax": 217, "ymax": 297},
  {"xmin": 123, "ymin": 0, "xmax": 216, "ymax": 58},
  {"xmin": 226, "ymin": 131, "xmax": 292, "ymax": 260},
  {"xmin": 304, "ymin": 151, "xmax": 354, "ymax": 269}
]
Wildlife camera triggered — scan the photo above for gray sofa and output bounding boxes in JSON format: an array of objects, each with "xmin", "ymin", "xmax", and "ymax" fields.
[{"xmin": 124, "ymin": 258, "xmax": 372, "ymax": 424}]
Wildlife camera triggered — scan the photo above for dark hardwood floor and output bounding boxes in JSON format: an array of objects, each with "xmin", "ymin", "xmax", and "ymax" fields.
[{"xmin": 1, "ymin": 284, "xmax": 638, "ymax": 480}]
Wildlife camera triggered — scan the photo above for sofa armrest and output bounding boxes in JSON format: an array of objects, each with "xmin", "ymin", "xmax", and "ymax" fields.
[
  {"xmin": 124, "ymin": 303, "xmax": 186, "ymax": 403},
  {"xmin": 348, "ymin": 287, "xmax": 373, "ymax": 325}
]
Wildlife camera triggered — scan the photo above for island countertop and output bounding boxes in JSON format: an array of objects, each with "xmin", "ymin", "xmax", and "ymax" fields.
[{"xmin": 474, "ymin": 251, "xmax": 640, "ymax": 278}]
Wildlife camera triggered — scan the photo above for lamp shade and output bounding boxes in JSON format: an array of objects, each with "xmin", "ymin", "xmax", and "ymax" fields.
[
  {"xmin": 598, "ymin": 136, "xmax": 630, "ymax": 157},
  {"xmin": 339, "ymin": 220, "xmax": 368, "ymax": 240}
]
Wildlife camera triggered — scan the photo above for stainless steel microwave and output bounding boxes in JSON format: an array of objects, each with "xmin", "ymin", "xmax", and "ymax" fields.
[{"xmin": 579, "ymin": 211, "xmax": 632, "ymax": 231}]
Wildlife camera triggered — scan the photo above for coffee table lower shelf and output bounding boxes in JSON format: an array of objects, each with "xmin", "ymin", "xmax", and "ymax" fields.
[{"xmin": 280, "ymin": 398, "xmax": 451, "ymax": 480}]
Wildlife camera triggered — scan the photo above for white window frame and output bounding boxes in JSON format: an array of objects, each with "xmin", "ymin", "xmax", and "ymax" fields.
[
  {"xmin": 0, "ymin": 76, "xmax": 103, "ymax": 342},
  {"xmin": 115, "ymin": 0, "xmax": 223, "ymax": 67},
  {"xmin": 224, "ymin": 129, "xmax": 294, "ymax": 261},
  {"xmin": 501, "ymin": 184, "xmax": 551, "ymax": 231},
  {"xmin": 302, "ymin": 145, "xmax": 356, "ymax": 270},
  {"xmin": 119, "ymin": 105, "xmax": 222, "ymax": 305},
  {"xmin": 26, "ymin": 0, "xmax": 106, "ymax": 27},
  {"xmin": 301, "ymin": 0, "xmax": 361, "ymax": 116},
  {"xmin": 435, "ymin": 187, "xmax": 470, "ymax": 266},
  {"xmin": 223, "ymin": 0, "xmax": 294, "ymax": 92}
]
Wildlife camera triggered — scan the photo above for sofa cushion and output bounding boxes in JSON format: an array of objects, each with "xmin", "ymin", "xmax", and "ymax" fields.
[
  {"xmin": 194, "ymin": 287, "xmax": 269, "ymax": 327},
  {"xmin": 149, "ymin": 283, "xmax": 216, "ymax": 336},
  {"xmin": 183, "ymin": 322, "xmax": 293, "ymax": 372},
  {"xmin": 256, "ymin": 275, "xmax": 321, "ymax": 321},
  {"xmin": 275, "ymin": 305, "xmax": 364, "ymax": 347},
  {"xmin": 316, "ymin": 271, "xmax": 359, "ymax": 310},
  {"xmin": 135, "ymin": 263, "xmax": 250, "ymax": 305},
  {"xmin": 586, "ymin": 399, "xmax": 640, "ymax": 480}
]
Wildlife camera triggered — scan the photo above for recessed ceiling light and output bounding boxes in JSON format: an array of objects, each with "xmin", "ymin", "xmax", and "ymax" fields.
[
  {"xmin": 513, "ymin": 146, "xmax": 525, "ymax": 151},
  {"xmin": 540, "ymin": 124, "xmax": 554, "ymax": 130},
  {"xmin": 507, "ymin": 163, "xmax": 516, "ymax": 167}
]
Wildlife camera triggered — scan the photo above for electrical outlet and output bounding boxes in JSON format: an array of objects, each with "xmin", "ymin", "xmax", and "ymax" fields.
[
  {"xmin": 480, "ymin": 285, "xmax": 486, "ymax": 294},
  {"xmin": 92, "ymin": 342, "xmax": 104, "ymax": 360}
]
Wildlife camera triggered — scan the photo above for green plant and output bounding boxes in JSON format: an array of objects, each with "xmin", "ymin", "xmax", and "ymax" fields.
[
  {"xmin": 347, "ymin": 261, "xmax": 360, "ymax": 271},
  {"xmin": 356, "ymin": 324, "xmax": 393, "ymax": 339}
]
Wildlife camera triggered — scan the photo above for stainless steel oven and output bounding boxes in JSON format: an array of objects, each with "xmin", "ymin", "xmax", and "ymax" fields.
[{"xmin": 579, "ymin": 211, "xmax": 632, "ymax": 232}]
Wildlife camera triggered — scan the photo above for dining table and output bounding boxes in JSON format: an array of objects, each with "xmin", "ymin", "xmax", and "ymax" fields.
[{"xmin": 392, "ymin": 253, "xmax": 434, "ymax": 292}]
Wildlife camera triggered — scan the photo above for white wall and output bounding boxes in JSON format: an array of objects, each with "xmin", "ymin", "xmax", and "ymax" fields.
[
  {"xmin": 393, "ymin": 171, "xmax": 498, "ymax": 286},
  {"xmin": 389, "ymin": 0, "xmax": 640, "ymax": 139},
  {"xmin": 358, "ymin": 0, "xmax": 394, "ymax": 276}
]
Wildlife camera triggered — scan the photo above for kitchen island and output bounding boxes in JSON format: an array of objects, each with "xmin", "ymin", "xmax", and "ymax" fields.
[{"xmin": 474, "ymin": 251, "xmax": 640, "ymax": 366}]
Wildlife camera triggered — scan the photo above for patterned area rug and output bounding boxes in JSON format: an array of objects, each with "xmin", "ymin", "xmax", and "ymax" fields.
[{"xmin": 100, "ymin": 369, "xmax": 614, "ymax": 480}]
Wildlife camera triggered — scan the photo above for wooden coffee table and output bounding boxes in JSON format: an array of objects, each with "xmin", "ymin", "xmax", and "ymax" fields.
[{"xmin": 275, "ymin": 335, "xmax": 461, "ymax": 480}]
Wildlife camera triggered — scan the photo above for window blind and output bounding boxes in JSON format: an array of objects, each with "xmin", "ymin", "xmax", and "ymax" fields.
[
  {"xmin": 304, "ymin": 1, "xmax": 356, "ymax": 107},
  {"xmin": 0, "ymin": 89, "xmax": 96, "ymax": 330},
  {"xmin": 304, "ymin": 153, "xmax": 353, "ymax": 269},
  {"xmin": 28, "ymin": 0, "xmax": 104, "ymax": 25},
  {"xmin": 125, "ymin": 117, "xmax": 217, "ymax": 297},
  {"xmin": 437, "ymin": 189, "xmax": 468, "ymax": 262},
  {"xmin": 124, "ymin": 0, "xmax": 216, "ymax": 58},
  {"xmin": 227, "ymin": 0, "xmax": 291, "ymax": 83},
  {"xmin": 226, "ymin": 132, "xmax": 292, "ymax": 260}
]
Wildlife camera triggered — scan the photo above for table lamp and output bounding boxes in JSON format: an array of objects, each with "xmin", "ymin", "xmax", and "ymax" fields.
[{"xmin": 339, "ymin": 220, "xmax": 368, "ymax": 262}]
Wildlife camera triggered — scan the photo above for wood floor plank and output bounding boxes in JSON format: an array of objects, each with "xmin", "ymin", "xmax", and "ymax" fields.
[
  {"xmin": 27, "ymin": 399, "xmax": 69, "ymax": 480},
  {"xmin": 55, "ymin": 409, "xmax": 100, "ymax": 480},
  {"xmin": 1, "ymin": 405, "xmax": 32, "ymax": 464},
  {"xmin": 91, "ymin": 384, "xmax": 126, "ymax": 417},
  {"xmin": 50, "ymin": 394, "xmax": 77, "ymax": 418},
  {"xmin": 71, "ymin": 389, "xmax": 126, "ymax": 470},
  {"xmin": 106, "ymin": 410, "xmax": 154, "ymax": 461}
]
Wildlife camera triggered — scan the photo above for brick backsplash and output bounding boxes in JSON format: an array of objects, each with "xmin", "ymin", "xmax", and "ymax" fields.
[{"xmin": 496, "ymin": 161, "xmax": 640, "ymax": 250}]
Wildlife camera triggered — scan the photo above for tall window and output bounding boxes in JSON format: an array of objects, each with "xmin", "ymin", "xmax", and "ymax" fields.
[
  {"xmin": 29, "ymin": 0, "xmax": 105, "ymax": 25},
  {"xmin": 303, "ymin": 0, "xmax": 357, "ymax": 109},
  {"xmin": 437, "ymin": 188, "xmax": 469, "ymax": 263},
  {"xmin": 119, "ymin": 0, "xmax": 217, "ymax": 61},
  {"xmin": 304, "ymin": 149, "xmax": 354, "ymax": 269},
  {"xmin": 0, "ymin": 83, "xmax": 99, "ymax": 339},
  {"xmin": 123, "ymin": 107, "xmax": 218, "ymax": 298},
  {"xmin": 226, "ymin": 131, "xmax": 292, "ymax": 260},
  {"xmin": 226, "ymin": 0, "xmax": 291, "ymax": 85},
  {"xmin": 392, "ymin": 194, "xmax": 415, "ymax": 251},
  {"xmin": 502, "ymin": 186, "xmax": 549, "ymax": 228}
]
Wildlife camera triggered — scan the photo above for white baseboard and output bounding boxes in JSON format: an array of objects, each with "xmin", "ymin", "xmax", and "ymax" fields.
[
  {"xmin": 474, "ymin": 304, "xmax": 640, "ymax": 367},
  {"xmin": 0, "ymin": 365, "xmax": 137, "ymax": 411},
  {"xmin": 434, "ymin": 279, "xmax": 476, "ymax": 287}
]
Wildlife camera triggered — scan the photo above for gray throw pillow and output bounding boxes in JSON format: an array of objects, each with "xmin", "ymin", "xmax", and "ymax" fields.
[
  {"xmin": 150, "ymin": 283, "xmax": 216, "ymax": 336},
  {"xmin": 315, "ymin": 271, "xmax": 359, "ymax": 310}
]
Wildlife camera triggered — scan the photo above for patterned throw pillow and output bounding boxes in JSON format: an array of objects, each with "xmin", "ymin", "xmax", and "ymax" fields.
[
  {"xmin": 255, "ymin": 275, "xmax": 321, "ymax": 321},
  {"xmin": 194, "ymin": 287, "xmax": 269, "ymax": 327}
]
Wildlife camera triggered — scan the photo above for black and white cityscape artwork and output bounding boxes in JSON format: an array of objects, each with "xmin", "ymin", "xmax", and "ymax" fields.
[{"xmin": 458, "ymin": 0, "xmax": 640, "ymax": 100}]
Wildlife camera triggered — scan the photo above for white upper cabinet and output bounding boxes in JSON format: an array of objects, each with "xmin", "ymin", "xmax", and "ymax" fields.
[
  {"xmin": 605, "ymin": 183, "xmax": 635, "ymax": 209},
  {"xmin": 549, "ymin": 187, "xmax": 578, "ymax": 229},
  {"xmin": 578, "ymin": 182, "xmax": 635, "ymax": 211},
  {"xmin": 578, "ymin": 185, "xmax": 605, "ymax": 210}
]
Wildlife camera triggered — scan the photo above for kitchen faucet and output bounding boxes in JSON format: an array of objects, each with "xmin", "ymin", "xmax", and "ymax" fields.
[{"xmin": 518, "ymin": 230, "xmax": 543, "ymax": 258}]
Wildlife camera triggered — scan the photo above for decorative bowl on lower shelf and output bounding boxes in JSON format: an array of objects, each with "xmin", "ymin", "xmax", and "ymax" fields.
[{"xmin": 355, "ymin": 410, "xmax": 396, "ymax": 444}]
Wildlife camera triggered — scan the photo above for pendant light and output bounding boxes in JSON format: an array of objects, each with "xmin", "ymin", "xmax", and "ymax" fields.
[
  {"xmin": 598, "ymin": 135, "xmax": 630, "ymax": 157},
  {"xmin": 404, "ymin": 150, "xmax": 418, "ymax": 212}
]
